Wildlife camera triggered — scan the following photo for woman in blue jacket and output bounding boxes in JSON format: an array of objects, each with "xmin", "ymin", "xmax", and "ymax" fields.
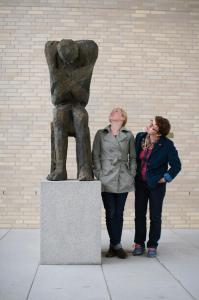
[{"xmin": 132, "ymin": 116, "xmax": 181, "ymax": 258}]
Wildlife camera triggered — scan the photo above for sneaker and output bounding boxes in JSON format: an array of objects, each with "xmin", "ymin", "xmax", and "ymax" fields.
[
  {"xmin": 105, "ymin": 247, "xmax": 116, "ymax": 257},
  {"xmin": 115, "ymin": 247, "xmax": 128, "ymax": 259},
  {"xmin": 147, "ymin": 247, "xmax": 157, "ymax": 258},
  {"xmin": 132, "ymin": 243, "xmax": 145, "ymax": 256}
]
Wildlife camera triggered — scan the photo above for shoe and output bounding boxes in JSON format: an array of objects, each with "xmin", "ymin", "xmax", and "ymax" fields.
[
  {"xmin": 105, "ymin": 247, "xmax": 116, "ymax": 257},
  {"xmin": 132, "ymin": 243, "xmax": 145, "ymax": 256},
  {"xmin": 115, "ymin": 247, "xmax": 127, "ymax": 259},
  {"xmin": 147, "ymin": 247, "xmax": 157, "ymax": 258}
]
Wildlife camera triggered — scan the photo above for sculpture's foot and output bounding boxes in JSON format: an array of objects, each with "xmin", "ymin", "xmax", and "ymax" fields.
[
  {"xmin": 78, "ymin": 166, "xmax": 94, "ymax": 181},
  {"xmin": 47, "ymin": 170, "xmax": 67, "ymax": 181}
]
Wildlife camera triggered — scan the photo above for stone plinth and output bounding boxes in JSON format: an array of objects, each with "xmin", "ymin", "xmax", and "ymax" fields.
[{"xmin": 40, "ymin": 180, "xmax": 101, "ymax": 264}]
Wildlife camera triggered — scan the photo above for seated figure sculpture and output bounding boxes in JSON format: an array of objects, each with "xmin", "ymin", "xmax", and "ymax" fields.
[{"xmin": 45, "ymin": 39, "xmax": 98, "ymax": 180}]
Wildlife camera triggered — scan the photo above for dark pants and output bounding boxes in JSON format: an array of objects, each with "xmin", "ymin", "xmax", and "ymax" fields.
[
  {"xmin": 102, "ymin": 192, "xmax": 128, "ymax": 247},
  {"xmin": 134, "ymin": 179, "xmax": 166, "ymax": 248}
]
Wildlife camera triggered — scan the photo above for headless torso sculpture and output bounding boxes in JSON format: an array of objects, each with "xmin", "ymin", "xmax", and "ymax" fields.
[{"xmin": 45, "ymin": 39, "xmax": 98, "ymax": 181}]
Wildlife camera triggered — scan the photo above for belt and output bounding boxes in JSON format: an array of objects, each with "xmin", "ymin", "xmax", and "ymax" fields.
[{"xmin": 101, "ymin": 158, "xmax": 128, "ymax": 166}]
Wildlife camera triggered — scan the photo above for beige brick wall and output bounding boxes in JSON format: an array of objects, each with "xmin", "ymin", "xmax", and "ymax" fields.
[{"xmin": 0, "ymin": 0, "xmax": 199, "ymax": 228}]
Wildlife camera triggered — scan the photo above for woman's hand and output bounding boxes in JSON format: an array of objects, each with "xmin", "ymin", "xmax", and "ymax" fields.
[{"xmin": 158, "ymin": 178, "xmax": 166, "ymax": 183}]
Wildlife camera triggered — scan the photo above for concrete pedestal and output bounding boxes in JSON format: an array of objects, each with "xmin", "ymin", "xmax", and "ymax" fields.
[{"xmin": 40, "ymin": 180, "xmax": 101, "ymax": 265}]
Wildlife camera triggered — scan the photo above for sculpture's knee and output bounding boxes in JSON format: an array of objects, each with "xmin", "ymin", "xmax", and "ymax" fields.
[
  {"xmin": 53, "ymin": 106, "xmax": 73, "ymax": 132},
  {"xmin": 73, "ymin": 107, "xmax": 88, "ymax": 126}
]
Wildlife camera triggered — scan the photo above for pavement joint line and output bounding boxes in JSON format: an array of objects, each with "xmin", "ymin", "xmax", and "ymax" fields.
[
  {"xmin": 26, "ymin": 263, "xmax": 40, "ymax": 300},
  {"xmin": 171, "ymin": 229, "xmax": 199, "ymax": 251},
  {"xmin": 0, "ymin": 228, "xmax": 11, "ymax": 241},
  {"xmin": 156, "ymin": 256, "xmax": 197, "ymax": 300},
  {"xmin": 101, "ymin": 263, "xmax": 113, "ymax": 300}
]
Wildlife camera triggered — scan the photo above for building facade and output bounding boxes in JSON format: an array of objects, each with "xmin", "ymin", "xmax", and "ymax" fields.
[{"xmin": 0, "ymin": 0, "xmax": 199, "ymax": 228}]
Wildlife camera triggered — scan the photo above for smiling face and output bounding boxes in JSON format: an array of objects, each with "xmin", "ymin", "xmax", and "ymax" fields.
[
  {"xmin": 109, "ymin": 108, "xmax": 125, "ymax": 125},
  {"xmin": 147, "ymin": 119, "xmax": 159, "ymax": 135}
]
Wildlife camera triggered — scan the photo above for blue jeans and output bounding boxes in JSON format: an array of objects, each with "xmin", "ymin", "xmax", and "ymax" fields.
[
  {"xmin": 102, "ymin": 192, "xmax": 128, "ymax": 247},
  {"xmin": 134, "ymin": 179, "xmax": 166, "ymax": 248}
]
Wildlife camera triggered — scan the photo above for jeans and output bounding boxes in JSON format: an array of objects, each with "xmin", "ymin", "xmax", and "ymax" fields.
[
  {"xmin": 134, "ymin": 179, "xmax": 166, "ymax": 248},
  {"xmin": 102, "ymin": 192, "xmax": 128, "ymax": 247}
]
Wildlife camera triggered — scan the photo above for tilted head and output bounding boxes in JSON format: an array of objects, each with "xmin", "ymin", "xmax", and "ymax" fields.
[
  {"xmin": 147, "ymin": 116, "xmax": 171, "ymax": 136},
  {"xmin": 109, "ymin": 107, "xmax": 128, "ymax": 127},
  {"xmin": 57, "ymin": 39, "xmax": 79, "ymax": 64},
  {"xmin": 154, "ymin": 116, "xmax": 171, "ymax": 136}
]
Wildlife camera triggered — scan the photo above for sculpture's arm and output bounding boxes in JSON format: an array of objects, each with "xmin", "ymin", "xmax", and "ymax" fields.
[
  {"xmin": 44, "ymin": 41, "xmax": 59, "ymax": 71},
  {"xmin": 69, "ymin": 40, "xmax": 98, "ymax": 105},
  {"xmin": 87, "ymin": 40, "xmax": 98, "ymax": 65},
  {"xmin": 70, "ymin": 81, "xmax": 90, "ymax": 106},
  {"xmin": 78, "ymin": 40, "xmax": 98, "ymax": 66},
  {"xmin": 70, "ymin": 67, "xmax": 93, "ymax": 105}
]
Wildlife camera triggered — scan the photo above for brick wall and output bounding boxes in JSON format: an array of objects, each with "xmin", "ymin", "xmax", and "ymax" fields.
[{"xmin": 0, "ymin": 0, "xmax": 199, "ymax": 228}]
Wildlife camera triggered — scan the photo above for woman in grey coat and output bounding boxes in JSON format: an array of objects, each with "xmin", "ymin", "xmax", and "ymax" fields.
[{"xmin": 92, "ymin": 108, "xmax": 136, "ymax": 258}]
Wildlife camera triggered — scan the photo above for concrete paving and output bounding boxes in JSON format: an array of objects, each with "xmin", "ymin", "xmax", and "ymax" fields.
[{"xmin": 0, "ymin": 229, "xmax": 199, "ymax": 300}]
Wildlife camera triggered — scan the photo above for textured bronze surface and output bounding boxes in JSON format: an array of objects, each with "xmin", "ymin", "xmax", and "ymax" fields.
[{"xmin": 45, "ymin": 39, "xmax": 98, "ymax": 181}]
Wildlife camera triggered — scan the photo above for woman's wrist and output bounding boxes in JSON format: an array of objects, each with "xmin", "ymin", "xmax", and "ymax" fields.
[{"xmin": 163, "ymin": 173, "xmax": 173, "ymax": 182}]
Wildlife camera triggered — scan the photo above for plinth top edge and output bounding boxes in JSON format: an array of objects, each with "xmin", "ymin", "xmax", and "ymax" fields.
[{"xmin": 41, "ymin": 179, "xmax": 101, "ymax": 184}]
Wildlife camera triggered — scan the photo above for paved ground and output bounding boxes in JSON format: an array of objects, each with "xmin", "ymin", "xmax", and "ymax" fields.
[{"xmin": 0, "ymin": 229, "xmax": 199, "ymax": 300}]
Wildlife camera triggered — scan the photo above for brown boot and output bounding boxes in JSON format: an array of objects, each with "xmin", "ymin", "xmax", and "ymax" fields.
[
  {"xmin": 105, "ymin": 247, "xmax": 116, "ymax": 257},
  {"xmin": 115, "ymin": 248, "xmax": 128, "ymax": 259}
]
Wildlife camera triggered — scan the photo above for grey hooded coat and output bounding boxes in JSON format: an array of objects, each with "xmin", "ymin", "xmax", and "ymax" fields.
[{"xmin": 92, "ymin": 125, "xmax": 136, "ymax": 193}]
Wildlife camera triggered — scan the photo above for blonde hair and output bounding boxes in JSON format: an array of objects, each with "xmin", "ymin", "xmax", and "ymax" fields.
[
  {"xmin": 120, "ymin": 108, "xmax": 127, "ymax": 126},
  {"xmin": 109, "ymin": 107, "xmax": 128, "ymax": 127}
]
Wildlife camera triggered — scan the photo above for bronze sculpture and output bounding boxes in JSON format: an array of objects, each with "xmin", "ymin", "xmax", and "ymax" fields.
[{"xmin": 45, "ymin": 39, "xmax": 98, "ymax": 181}]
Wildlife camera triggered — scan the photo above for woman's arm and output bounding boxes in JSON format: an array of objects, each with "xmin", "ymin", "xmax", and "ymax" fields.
[
  {"xmin": 159, "ymin": 140, "xmax": 181, "ymax": 183},
  {"xmin": 165, "ymin": 140, "xmax": 181, "ymax": 182},
  {"xmin": 129, "ymin": 133, "xmax": 137, "ymax": 177}
]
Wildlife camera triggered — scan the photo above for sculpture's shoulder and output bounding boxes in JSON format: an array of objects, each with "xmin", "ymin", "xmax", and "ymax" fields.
[
  {"xmin": 77, "ymin": 40, "xmax": 98, "ymax": 50},
  {"xmin": 76, "ymin": 40, "xmax": 98, "ymax": 64},
  {"xmin": 44, "ymin": 40, "xmax": 59, "ymax": 64},
  {"xmin": 45, "ymin": 41, "xmax": 58, "ymax": 52}
]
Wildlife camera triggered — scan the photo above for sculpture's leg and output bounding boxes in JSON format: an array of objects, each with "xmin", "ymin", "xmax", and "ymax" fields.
[
  {"xmin": 50, "ymin": 121, "xmax": 56, "ymax": 173},
  {"xmin": 47, "ymin": 106, "xmax": 69, "ymax": 181},
  {"xmin": 72, "ymin": 105, "xmax": 93, "ymax": 181}
]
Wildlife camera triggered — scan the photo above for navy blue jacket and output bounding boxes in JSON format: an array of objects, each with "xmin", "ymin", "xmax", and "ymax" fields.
[{"xmin": 135, "ymin": 132, "xmax": 181, "ymax": 189}]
